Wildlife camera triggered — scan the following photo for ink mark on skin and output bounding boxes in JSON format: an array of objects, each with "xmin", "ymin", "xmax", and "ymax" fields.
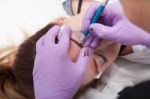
[{"xmin": 71, "ymin": 39, "xmax": 83, "ymax": 48}]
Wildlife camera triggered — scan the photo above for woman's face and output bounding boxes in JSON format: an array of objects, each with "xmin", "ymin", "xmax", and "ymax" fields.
[
  {"xmin": 58, "ymin": 13, "xmax": 121, "ymax": 86},
  {"xmin": 52, "ymin": 0, "xmax": 121, "ymax": 87}
]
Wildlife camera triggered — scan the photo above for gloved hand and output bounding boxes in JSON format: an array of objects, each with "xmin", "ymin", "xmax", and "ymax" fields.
[
  {"xmin": 33, "ymin": 25, "xmax": 91, "ymax": 99},
  {"xmin": 82, "ymin": 1, "xmax": 150, "ymax": 48}
]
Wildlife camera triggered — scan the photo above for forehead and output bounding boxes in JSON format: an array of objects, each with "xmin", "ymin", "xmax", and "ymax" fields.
[
  {"xmin": 62, "ymin": 13, "xmax": 83, "ymax": 44},
  {"xmin": 62, "ymin": 14, "xmax": 114, "ymax": 46}
]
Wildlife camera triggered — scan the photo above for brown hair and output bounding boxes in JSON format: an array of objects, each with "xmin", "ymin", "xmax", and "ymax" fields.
[
  {"xmin": 0, "ymin": 24, "xmax": 101, "ymax": 99},
  {"xmin": 0, "ymin": 24, "xmax": 54, "ymax": 99}
]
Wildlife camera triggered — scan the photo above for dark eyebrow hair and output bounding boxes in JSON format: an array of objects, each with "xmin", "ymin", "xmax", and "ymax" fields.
[{"xmin": 71, "ymin": 38, "xmax": 83, "ymax": 48}]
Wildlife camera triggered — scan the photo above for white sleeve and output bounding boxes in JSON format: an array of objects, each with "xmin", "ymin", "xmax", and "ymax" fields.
[{"xmin": 121, "ymin": 45, "xmax": 150, "ymax": 64}]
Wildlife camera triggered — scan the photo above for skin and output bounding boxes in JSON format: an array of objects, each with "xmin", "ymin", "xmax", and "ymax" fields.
[
  {"xmin": 67, "ymin": 0, "xmax": 121, "ymax": 86},
  {"xmin": 50, "ymin": 0, "xmax": 121, "ymax": 86},
  {"xmin": 120, "ymin": 0, "xmax": 150, "ymax": 32},
  {"xmin": 59, "ymin": 13, "xmax": 121, "ymax": 86},
  {"xmin": 54, "ymin": 0, "xmax": 150, "ymax": 87}
]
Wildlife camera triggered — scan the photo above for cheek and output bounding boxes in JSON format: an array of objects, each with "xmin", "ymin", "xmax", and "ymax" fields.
[
  {"xmin": 104, "ymin": 44, "xmax": 121, "ymax": 64},
  {"xmin": 69, "ymin": 41, "xmax": 97, "ymax": 86},
  {"xmin": 69, "ymin": 41, "xmax": 80, "ymax": 62},
  {"xmin": 81, "ymin": 55, "xmax": 97, "ymax": 86}
]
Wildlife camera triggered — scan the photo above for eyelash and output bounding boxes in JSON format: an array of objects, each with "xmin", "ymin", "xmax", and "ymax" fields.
[{"xmin": 94, "ymin": 51, "xmax": 107, "ymax": 63}]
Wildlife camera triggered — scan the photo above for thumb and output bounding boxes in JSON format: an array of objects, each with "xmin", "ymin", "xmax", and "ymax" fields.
[
  {"xmin": 76, "ymin": 47, "xmax": 93, "ymax": 70},
  {"xmin": 89, "ymin": 23, "xmax": 116, "ymax": 40}
]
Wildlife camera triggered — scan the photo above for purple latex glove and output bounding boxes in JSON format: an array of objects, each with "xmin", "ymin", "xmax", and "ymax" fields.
[
  {"xmin": 82, "ymin": 1, "xmax": 150, "ymax": 48},
  {"xmin": 33, "ymin": 25, "xmax": 91, "ymax": 99},
  {"xmin": 84, "ymin": 34, "xmax": 100, "ymax": 48}
]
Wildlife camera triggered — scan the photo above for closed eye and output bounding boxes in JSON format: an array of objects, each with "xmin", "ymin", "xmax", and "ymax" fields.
[{"xmin": 94, "ymin": 51, "xmax": 107, "ymax": 63}]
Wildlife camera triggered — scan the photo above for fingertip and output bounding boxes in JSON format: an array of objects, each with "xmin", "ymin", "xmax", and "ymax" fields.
[
  {"xmin": 45, "ymin": 25, "xmax": 61, "ymax": 43},
  {"xmin": 60, "ymin": 26, "xmax": 71, "ymax": 40},
  {"xmin": 49, "ymin": 25, "xmax": 60, "ymax": 33},
  {"xmin": 59, "ymin": 26, "xmax": 71, "ymax": 50},
  {"xmin": 89, "ymin": 23, "xmax": 105, "ymax": 36},
  {"xmin": 90, "ymin": 37, "xmax": 100, "ymax": 48},
  {"xmin": 89, "ymin": 23, "xmax": 100, "ymax": 31},
  {"xmin": 83, "ymin": 35, "xmax": 94, "ymax": 47},
  {"xmin": 87, "ymin": 47, "xmax": 93, "ymax": 56},
  {"xmin": 63, "ymin": 26, "xmax": 71, "ymax": 36}
]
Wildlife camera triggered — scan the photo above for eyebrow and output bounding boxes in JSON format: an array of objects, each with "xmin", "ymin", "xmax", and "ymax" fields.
[{"xmin": 71, "ymin": 38, "xmax": 83, "ymax": 48}]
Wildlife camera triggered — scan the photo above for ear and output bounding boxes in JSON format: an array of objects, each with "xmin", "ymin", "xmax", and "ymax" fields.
[
  {"xmin": 94, "ymin": 71, "xmax": 102, "ymax": 79},
  {"xmin": 93, "ymin": 55, "xmax": 105, "ymax": 79}
]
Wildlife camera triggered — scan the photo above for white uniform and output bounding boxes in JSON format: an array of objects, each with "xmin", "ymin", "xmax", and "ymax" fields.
[{"xmin": 80, "ymin": 45, "xmax": 150, "ymax": 99}]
